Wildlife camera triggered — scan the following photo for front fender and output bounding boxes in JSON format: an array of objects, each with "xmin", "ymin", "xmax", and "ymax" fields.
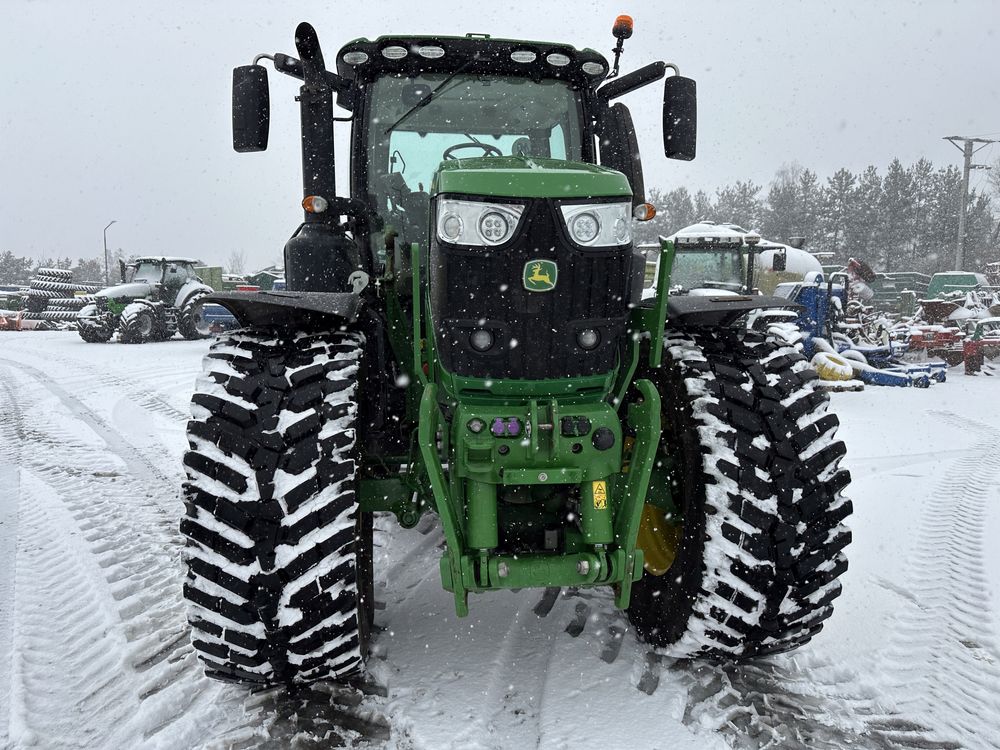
[
  {"xmin": 202, "ymin": 290, "xmax": 362, "ymax": 328},
  {"xmin": 176, "ymin": 280, "xmax": 213, "ymax": 307}
]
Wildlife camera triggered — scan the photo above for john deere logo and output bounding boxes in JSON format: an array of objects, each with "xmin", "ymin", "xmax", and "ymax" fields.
[{"xmin": 523, "ymin": 259, "xmax": 558, "ymax": 292}]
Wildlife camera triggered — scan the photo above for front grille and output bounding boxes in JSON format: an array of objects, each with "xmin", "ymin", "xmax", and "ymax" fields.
[{"xmin": 430, "ymin": 198, "xmax": 635, "ymax": 380}]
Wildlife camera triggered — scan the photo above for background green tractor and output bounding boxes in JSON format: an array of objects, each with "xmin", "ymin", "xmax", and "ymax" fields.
[
  {"xmin": 78, "ymin": 256, "xmax": 214, "ymax": 343},
  {"xmin": 181, "ymin": 18, "xmax": 851, "ymax": 686}
]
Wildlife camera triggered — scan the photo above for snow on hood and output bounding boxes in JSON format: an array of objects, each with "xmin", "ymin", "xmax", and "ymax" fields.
[{"xmin": 95, "ymin": 282, "xmax": 151, "ymax": 299}]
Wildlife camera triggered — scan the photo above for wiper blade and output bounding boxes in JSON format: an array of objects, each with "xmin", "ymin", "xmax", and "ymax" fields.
[{"xmin": 383, "ymin": 57, "xmax": 478, "ymax": 135}]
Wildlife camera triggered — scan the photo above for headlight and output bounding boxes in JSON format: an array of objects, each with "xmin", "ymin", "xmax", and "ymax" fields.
[
  {"xmin": 560, "ymin": 203, "xmax": 632, "ymax": 247},
  {"xmin": 570, "ymin": 213, "xmax": 600, "ymax": 243},
  {"xmin": 436, "ymin": 199, "xmax": 525, "ymax": 247}
]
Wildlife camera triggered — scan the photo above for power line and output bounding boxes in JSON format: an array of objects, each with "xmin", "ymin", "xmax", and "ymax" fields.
[{"xmin": 943, "ymin": 136, "xmax": 998, "ymax": 270}]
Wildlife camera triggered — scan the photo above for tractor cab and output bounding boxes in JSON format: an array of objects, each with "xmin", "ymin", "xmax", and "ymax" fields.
[
  {"xmin": 664, "ymin": 223, "xmax": 748, "ymax": 295},
  {"xmin": 122, "ymin": 256, "xmax": 200, "ymax": 286},
  {"xmin": 324, "ymin": 33, "xmax": 697, "ymax": 387},
  {"xmin": 338, "ymin": 35, "xmax": 606, "ymax": 270},
  {"xmin": 123, "ymin": 260, "xmax": 166, "ymax": 285},
  {"xmin": 224, "ymin": 21, "xmax": 696, "ymax": 328}
]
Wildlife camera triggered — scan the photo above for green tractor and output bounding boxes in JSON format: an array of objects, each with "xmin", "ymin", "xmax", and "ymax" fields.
[
  {"xmin": 181, "ymin": 19, "xmax": 852, "ymax": 686},
  {"xmin": 77, "ymin": 256, "xmax": 214, "ymax": 343}
]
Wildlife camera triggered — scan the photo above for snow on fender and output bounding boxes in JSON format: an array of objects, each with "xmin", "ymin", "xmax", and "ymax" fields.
[{"xmin": 812, "ymin": 351, "xmax": 854, "ymax": 381}]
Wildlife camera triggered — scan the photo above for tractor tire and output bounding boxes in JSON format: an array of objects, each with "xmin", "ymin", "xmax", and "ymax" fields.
[
  {"xmin": 118, "ymin": 302, "xmax": 165, "ymax": 344},
  {"xmin": 25, "ymin": 295, "xmax": 48, "ymax": 313},
  {"xmin": 812, "ymin": 352, "xmax": 855, "ymax": 381},
  {"xmin": 180, "ymin": 329, "xmax": 372, "ymax": 685},
  {"xmin": 76, "ymin": 318, "xmax": 114, "ymax": 344},
  {"xmin": 77, "ymin": 305, "xmax": 113, "ymax": 343},
  {"xmin": 27, "ymin": 288, "xmax": 60, "ymax": 300},
  {"xmin": 35, "ymin": 310, "xmax": 79, "ymax": 321},
  {"xmin": 177, "ymin": 294, "xmax": 211, "ymax": 340},
  {"xmin": 28, "ymin": 279, "xmax": 79, "ymax": 293},
  {"xmin": 627, "ymin": 330, "xmax": 852, "ymax": 660},
  {"xmin": 50, "ymin": 297, "xmax": 87, "ymax": 309},
  {"xmin": 35, "ymin": 267, "xmax": 73, "ymax": 281},
  {"xmin": 79, "ymin": 325, "xmax": 113, "ymax": 343}
]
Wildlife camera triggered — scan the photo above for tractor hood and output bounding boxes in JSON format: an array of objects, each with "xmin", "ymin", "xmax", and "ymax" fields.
[
  {"xmin": 95, "ymin": 282, "xmax": 151, "ymax": 299},
  {"xmin": 432, "ymin": 157, "xmax": 631, "ymax": 200}
]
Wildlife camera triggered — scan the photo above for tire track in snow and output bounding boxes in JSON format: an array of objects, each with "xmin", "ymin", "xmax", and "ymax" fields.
[
  {"xmin": 447, "ymin": 597, "xmax": 559, "ymax": 750},
  {"xmin": 1, "ymin": 359, "xmax": 181, "ymax": 507},
  {"xmin": 556, "ymin": 556, "xmax": 963, "ymax": 747},
  {"xmin": 195, "ymin": 682, "xmax": 390, "ymax": 749},
  {"xmin": 0, "ymin": 341, "xmax": 196, "ymax": 427},
  {"xmin": 667, "ymin": 655, "xmax": 964, "ymax": 750},
  {"xmin": 0, "ymin": 376, "xmax": 22, "ymax": 750},
  {"xmin": 0, "ymin": 359, "xmax": 391, "ymax": 749},
  {"xmin": 873, "ymin": 409, "xmax": 1000, "ymax": 750},
  {"xmin": 0, "ymin": 363, "xmax": 220, "ymax": 747}
]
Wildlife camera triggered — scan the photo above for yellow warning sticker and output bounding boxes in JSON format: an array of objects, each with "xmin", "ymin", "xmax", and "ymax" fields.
[{"xmin": 592, "ymin": 480, "xmax": 608, "ymax": 510}]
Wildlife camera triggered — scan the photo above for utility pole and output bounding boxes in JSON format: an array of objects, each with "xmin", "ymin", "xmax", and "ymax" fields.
[
  {"xmin": 944, "ymin": 136, "xmax": 997, "ymax": 271},
  {"xmin": 103, "ymin": 219, "xmax": 117, "ymax": 285}
]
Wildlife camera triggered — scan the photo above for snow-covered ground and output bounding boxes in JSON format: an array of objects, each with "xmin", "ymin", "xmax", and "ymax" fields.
[{"xmin": 1, "ymin": 332, "xmax": 999, "ymax": 750}]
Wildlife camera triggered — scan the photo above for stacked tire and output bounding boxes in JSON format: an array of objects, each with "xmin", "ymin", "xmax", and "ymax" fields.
[{"xmin": 23, "ymin": 268, "xmax": 102, "ymax": 325}]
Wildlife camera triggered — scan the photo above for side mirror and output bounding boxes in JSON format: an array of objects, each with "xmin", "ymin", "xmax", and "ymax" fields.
[
  {"xmin": 663, "ymin": 75, "xmax": 696, "ymax": 161},
  {"xmin": 773, "ymin": 250, "xmax": 787, "ymax": 272},
  {"xmin": 118, "ymin": 259, "xmax": 126, "ymax": 283},
  {"xmin": 233, "ymin": 65, "xmax": 270, "ymax": 152}
]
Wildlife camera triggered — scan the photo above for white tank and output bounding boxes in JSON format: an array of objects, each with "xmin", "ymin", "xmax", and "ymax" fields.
[{"xmin": 755, "ymin": 244, "xmax": 823, "ymax": 295}]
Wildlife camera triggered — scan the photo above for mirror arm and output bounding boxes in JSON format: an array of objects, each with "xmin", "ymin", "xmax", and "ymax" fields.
[
  {"xmin": 250, "ymin": 52, "xmax": 351, "ymax": 95},
  {"xmin": 598, "ymin": 61, "xmax": 666, "ymax": 102}
]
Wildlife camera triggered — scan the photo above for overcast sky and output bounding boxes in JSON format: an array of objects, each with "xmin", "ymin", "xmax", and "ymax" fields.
[{"xmin": 2, "ymin": 0, "xmax": 998, "ymax": 271}]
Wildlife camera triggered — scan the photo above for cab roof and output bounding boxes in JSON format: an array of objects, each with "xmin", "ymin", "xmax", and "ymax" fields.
[
  {"xmin": 335, "ymin": 34, "xmax": 609, "ymax": 90},
  {"xmin": 132, "ymin": 256, "xmax": 201, "ymax": 265}
]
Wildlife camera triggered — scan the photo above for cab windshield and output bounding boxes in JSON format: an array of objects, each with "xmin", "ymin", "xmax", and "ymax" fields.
[
  {"xmin": 126, "ymin": 262, "xmax": 163, "ymax": 284},
  {"xmin": 364, "ymin": 73, "xmax": 584, "ymax": 259},
  {"xmin": 669, "ymin": 249, "xmax": 745, "ymax": 292}
]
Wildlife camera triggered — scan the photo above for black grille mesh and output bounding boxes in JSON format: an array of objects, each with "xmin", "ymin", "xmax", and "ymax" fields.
[{"xmin": 429, "ymin": 199, "xmax": 633, "ymax": 380}]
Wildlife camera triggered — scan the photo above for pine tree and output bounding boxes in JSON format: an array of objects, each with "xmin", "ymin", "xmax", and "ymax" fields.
[
  {"xmin": 818, "ymin": 168, "xmax": 856, "ymax": 261},
  {"xmin": 925, "ymin": 166, "xmax": 962, "ymax": 273},
  {"xmin": 797, "ymin": 170, "xmax": 821, "ymax": 246},
  {"xmin": 909, "ymin": 158, "xmax": 935, "ymax": 267},
  {"xmin": 644, "ymin": 157, "xmax": 997, "ymax": 274},
  {"xmin": 693, "ymin": 190, "xmax": 713, "ymax": 222},
  {"xmin": 846, "ymin": 166, "xmax": 882, "ymax": 266},
  {"xmin": 0, "ymin": 251, "xmax": 35, "ymax": 285},
  {"xmin": 878, "ymin": 159, "xmax": 915, "ymax": 270},
  {"xmin": 714, "ymin": 180, "xmax": 763, "ymax": 230}
]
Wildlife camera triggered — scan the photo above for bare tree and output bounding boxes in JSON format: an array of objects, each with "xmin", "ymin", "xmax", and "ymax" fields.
[{"xmin": 227, "ymin": 249, "xmax": 247, "ymax": 275}]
